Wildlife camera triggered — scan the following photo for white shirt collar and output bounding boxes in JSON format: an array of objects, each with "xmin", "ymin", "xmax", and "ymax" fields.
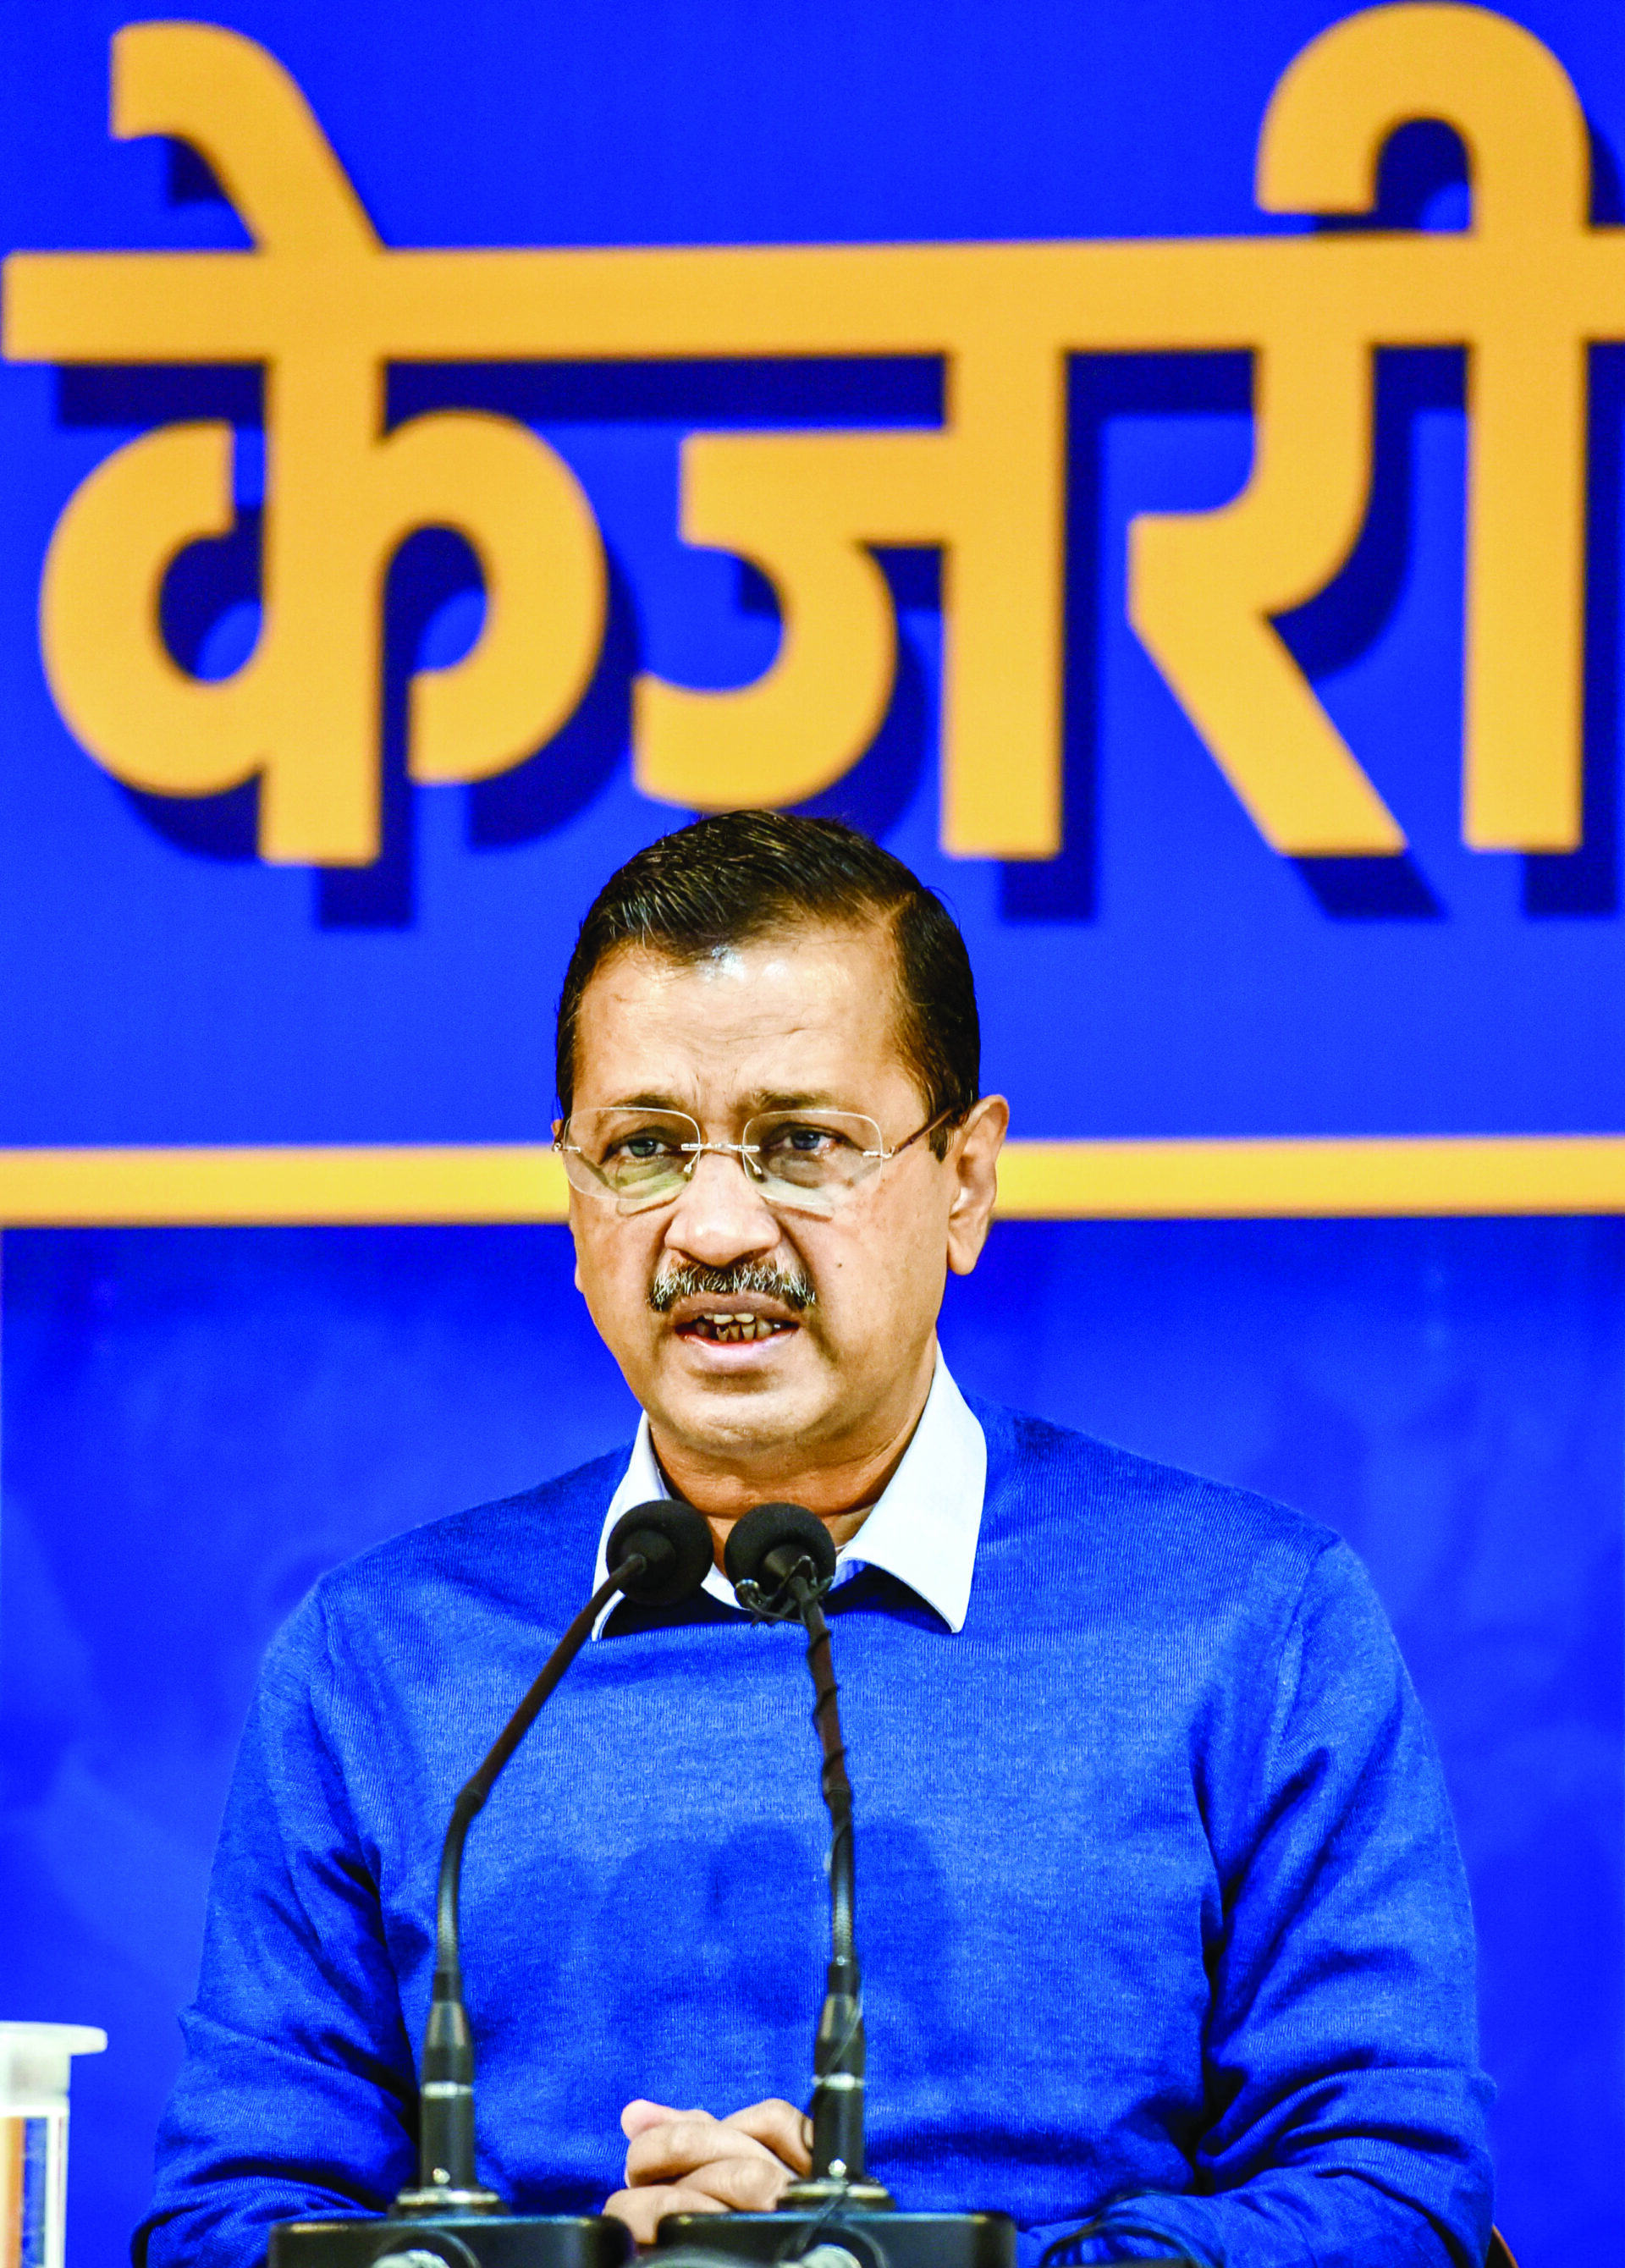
[{"xmin": 590, "ymin": 1352, "xmax": 987, "ymax": 1636}]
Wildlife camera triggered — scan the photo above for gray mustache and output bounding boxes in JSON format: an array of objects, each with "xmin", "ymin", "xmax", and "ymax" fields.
[{"xmin": 649, "ymin": 1258, "xmax": 818, "ymax": 1314}]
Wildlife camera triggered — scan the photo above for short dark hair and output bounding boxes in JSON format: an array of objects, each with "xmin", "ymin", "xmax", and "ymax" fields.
[{"xmin": 555, "ymin": 812, "xmax": 979, "ymax": 1155}]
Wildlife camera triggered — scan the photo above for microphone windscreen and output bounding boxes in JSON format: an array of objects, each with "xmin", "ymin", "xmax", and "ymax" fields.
[
  {"xmin": 724, "ymin": 1500, "xmax": 837, "ymax": 1591},
  {"xmin": 607, "ymin": 1498, "xmax": 713, "ymax": 1606}
]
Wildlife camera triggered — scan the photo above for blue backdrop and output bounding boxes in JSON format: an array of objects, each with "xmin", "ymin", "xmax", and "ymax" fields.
[
  {"xmin": 1, "ymin": 4, "xmax": 1623, "ymax": 2265},
  {"xmin": 3, "ymin": 1223, "xmax": 1620, "ymax": 2260}
]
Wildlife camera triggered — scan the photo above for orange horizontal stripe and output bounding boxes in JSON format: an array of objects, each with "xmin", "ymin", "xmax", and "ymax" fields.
[
  {"xmin": 0, "ymin": 1136, "xmax": 1623, "ymax": 1225},
  {"xmin": 995, "ymin": 1136, "xmax": 1625, "ymax": 1218},
  {"xmin": 0, "ymin": 1145, "xmax": 570, "ymax": 1225}
]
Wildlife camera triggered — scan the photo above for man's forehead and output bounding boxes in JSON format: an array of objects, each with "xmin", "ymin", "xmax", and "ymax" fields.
[
  {"xmin": 587, "ymin": 922, "xmax": 894, "ymax": 1006},
  {"xmin": 574, "ymin": 922, "xmax": 910, "ymax": 1082}
]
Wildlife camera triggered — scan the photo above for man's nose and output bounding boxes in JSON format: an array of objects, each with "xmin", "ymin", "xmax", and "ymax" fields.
[{"xmin": 663, "ymin": 1148, "xmax": 781, "ymax": 1266}]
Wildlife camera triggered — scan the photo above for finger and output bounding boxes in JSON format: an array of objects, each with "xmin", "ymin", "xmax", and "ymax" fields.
[
  {"xmin": 718, "ymin": 2097, "xmax": 813, "ymax": 2174},
  {"xmin": 603, "ymin": 2183, "xmax": 724, "ymax": 2246},
  {"xmin": 620, "ymin": 2098, "xmax": 698, "ymax": 2141},
  {"xmin": 676, "ymin": 2152, "xmax": 796, "ymax": 2213},
  {"xmin": 625, "ymin": 2115, "xmax": 783, "ymax": 2187}
]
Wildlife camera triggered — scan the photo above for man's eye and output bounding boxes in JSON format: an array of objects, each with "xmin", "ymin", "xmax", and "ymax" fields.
[
  {"xmin": 767, "ymin": 1123, "xmax": 843, "ymax": 1156},
  {"xmin": 609, "ymin": 1131, "xmax": 680, "ymax": 1162}
]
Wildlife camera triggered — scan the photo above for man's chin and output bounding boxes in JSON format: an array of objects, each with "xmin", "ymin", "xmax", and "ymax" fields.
[{"xmin": 650, "ymin": 1340, "xmax": 829, "ymax": 1456}]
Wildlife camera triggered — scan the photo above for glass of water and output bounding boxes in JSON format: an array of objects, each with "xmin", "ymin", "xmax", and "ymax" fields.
[{"xmin": 1, "ymin": 2025, "xmax": 106, "ymax": 2268}]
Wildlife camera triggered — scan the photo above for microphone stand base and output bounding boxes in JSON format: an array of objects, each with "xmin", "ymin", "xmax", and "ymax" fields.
[
  {"xmin": 271, "ymin": 2213, "xmax": 632, "ymax": 2268},
  {"xmin": 653, "ymin": 2210, "xmax": 1015, "ymax": 2268},
  {"xmin": 778, "ymin": 2177, "xmax": 895, "ymax": 2212},
  {"xmin": 393, "ymin": 2188, "xmax": 505, "ymax": 2216}
]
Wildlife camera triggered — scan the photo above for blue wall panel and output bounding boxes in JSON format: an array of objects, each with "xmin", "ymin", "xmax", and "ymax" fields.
[
  {"xmin": 1, "ymin": 2, "xmax": 1625, "ymax": 1147},
  {"xmin": 3, "ymin": 1219, "xmax": 1620, "ymax": 2263}
]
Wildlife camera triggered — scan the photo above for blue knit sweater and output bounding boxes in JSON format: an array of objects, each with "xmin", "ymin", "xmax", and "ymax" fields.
[{"xmin": 139, "ymin": 1401, "xmax": 1493, "ymax": 2268}]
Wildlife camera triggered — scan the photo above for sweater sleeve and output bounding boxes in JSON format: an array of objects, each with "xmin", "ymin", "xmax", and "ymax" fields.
[
  {"xmin": 135, "ymin": 1589, "xmax": 418, "ymax": 2268},
  {"xmin": 1030, "ymin": 1538, "xmax": 1494, "ymax": 2268}
]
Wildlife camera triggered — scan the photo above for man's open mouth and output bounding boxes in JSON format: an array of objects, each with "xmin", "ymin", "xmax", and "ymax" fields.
[
  {"xmin": 679, "ymin": 1311, "xmax": 798, "ymax": 1345},
  {"xmin": 651, "ymin": 1260, "xmax": 816, "ymax": 1344}
]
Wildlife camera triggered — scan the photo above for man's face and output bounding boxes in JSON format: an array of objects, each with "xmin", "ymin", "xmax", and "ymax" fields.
[{"xmin": 565, "ymin": 922, "xmax": 1005, "ymax": 1511}]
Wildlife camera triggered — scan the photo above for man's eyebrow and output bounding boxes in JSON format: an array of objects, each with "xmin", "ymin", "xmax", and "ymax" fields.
[
  {"xmin": 743, "ymin": 1088, "xmax": 837, "ymax": 1111},
  {"xmin": 597, "ymin": 1087, "xmax": 840, "ymax": 1113}
]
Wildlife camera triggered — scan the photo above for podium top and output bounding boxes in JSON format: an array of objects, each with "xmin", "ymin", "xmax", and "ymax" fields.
[{"xmin": 0, "ymin": 2024, "xmax": 107, "ymax": 2106}]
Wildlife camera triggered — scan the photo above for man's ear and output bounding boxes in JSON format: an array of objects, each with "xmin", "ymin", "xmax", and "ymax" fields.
[
  {"xmin": 556, "ymin": 1121, "xmax": 587, "ymax": 1291},
  {"xmin": 945, "ymin": 1095, "xmax": 1009, "ymax": 1275}
]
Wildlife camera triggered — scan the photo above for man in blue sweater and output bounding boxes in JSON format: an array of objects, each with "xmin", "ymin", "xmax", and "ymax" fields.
[{"xmin": 140, "ymin": 813, "xmax": 1493, "ymax": 2268}]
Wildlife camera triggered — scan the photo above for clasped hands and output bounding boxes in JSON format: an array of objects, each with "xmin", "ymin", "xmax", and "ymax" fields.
[{"xmin": 605, "ymin": 2096, "xmax": 812, "ymax": 2244}]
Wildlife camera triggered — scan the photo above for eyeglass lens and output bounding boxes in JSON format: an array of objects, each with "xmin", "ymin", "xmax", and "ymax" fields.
[{"xmin": 559, "ymin": 1108, "xmax": 889, "ymax": 1213}]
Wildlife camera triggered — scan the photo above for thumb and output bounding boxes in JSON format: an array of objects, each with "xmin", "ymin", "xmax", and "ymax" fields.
[{"xmin": 620, "ymin": 2097, "xmax": 697, "ymax": 2139}]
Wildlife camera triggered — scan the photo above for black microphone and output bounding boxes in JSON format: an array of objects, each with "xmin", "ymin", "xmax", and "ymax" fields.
[
  {"xmin": 270, "ymin": 1497, "xmax": 712, "ymax": 2268},
  {"xmin": 405, "ymin": 1499, "xmax": 714, "ymax": 2210},
  {"xmin": 724, "ymin": 1503, "xmax": 894, "ymax": 2214}
]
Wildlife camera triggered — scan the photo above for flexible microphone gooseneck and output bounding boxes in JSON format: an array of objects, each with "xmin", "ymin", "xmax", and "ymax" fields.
[
  {"xmin": 724, "ymin": 1502, "xmax": 894, "ymax": 2214},
  {"xmin": 394, "ymin": 1498, "xmax": 714, "ymax": 2218}
]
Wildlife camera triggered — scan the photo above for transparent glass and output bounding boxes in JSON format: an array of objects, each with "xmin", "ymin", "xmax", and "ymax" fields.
[
  {"xmin": 0, "ymin": 2025, "xmax": 106, "ymax": 2268},
  {"xmin": 556, "ymin": 1107, "xmax": 933, "ymax": 1217}
]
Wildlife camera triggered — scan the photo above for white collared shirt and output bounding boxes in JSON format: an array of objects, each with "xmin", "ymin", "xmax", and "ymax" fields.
[{"xmin": 590, "ymin": 1351, "xmax": 987, "ymax": 1635}]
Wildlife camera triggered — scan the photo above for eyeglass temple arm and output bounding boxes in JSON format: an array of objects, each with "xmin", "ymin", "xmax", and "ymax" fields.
[{"xmin": 876, "ymin": 1109, "xmax": 953, "ymax": 1161}]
